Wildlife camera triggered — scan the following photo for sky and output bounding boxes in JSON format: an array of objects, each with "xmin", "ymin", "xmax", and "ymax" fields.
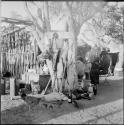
[
  {"xmin": 1, "ymin": 1, "xmax": 28, "ymax": 18},
  {"xmin": 1, "ymin": 1, "xmax": 124, "ymax": 28},
  {"xmin": 1, "ymin": 1, "xmax": 124, "ymax": 18}
]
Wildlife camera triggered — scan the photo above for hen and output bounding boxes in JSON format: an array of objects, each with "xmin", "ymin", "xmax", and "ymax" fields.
[{"xmin": 19, "ymin": 88, "xmax": 41, "ymax": 111}]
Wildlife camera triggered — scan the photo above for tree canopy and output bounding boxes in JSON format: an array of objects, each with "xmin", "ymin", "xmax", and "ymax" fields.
[{"xmin": 92, "ymin": 3, "xmax": 123, "ymax": 44}]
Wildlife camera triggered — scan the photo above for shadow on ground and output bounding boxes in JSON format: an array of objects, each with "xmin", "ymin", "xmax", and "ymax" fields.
[{"xmin": 1, "ymin": 76, "xmax": 123, "ymax": 124}]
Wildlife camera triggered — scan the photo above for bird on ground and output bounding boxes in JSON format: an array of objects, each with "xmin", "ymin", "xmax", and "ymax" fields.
[{"xmin": 19, "ymin": 88, "xmax": 41, "ymax": 111}]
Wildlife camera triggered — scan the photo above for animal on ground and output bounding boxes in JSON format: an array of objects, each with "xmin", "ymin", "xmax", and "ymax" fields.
[
  {"xmin": 19, "ymin": 88, "xmax": 42, "ymax": 111},
  {"xmin": 19, "ymin": 88, "xmax": 64, "ymax": 111}
]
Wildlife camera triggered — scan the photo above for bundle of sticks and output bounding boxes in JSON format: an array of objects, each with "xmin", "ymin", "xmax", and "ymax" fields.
[{"xmin": 1, "ymin": 29, "xmax": 38, "ymax": 78}]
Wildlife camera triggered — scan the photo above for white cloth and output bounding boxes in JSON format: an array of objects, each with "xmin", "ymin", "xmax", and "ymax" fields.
[
  {"xmin": 57, "ymin": 59, "xmax": 63, "ymax": 78},
  {"xmin": 28, "ymin": 72, "xmax": 39, "ymax": 82},
  {"xmin": 46, "ymin": 59, "xmax": 54, "ymax": 76},
  {"xmin": 61, "ymin": 41, "xmax": 69, "ymax": 64},
  {"xmin": 43, "ymin": 64, "xmax": 49, "ymax": 74}
]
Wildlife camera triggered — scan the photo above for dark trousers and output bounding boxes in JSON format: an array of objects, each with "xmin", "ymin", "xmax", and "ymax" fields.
[{"xmin": 90, "ymin": 70, "xmax": 99, "ymax": 85}]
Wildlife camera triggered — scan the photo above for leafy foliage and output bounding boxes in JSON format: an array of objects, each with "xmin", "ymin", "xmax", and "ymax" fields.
[
  {"xmin": 105, "ymin": 5, "xmax": 123, "ymax": 43},
  {"xmin": 93, "ymin": 4, "xmax": 123, "ymax": 44}
]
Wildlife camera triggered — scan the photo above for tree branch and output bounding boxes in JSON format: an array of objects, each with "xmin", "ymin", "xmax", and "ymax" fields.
[
  {"xmin": 24, "ymin": 2, "xmax": 44, "ymax": 33},
  {"xmin": 43, "ymin": 2, "xmax": 51, "ymax": 31},
  {"xmin": 81, "ymin": 2, "xmax": 108, "ymax": 24}
]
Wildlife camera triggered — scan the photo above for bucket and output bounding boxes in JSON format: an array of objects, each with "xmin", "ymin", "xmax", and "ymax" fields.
[{"xmin": 1, "ymin": 78, "xmax": 5, "ymax": 95}]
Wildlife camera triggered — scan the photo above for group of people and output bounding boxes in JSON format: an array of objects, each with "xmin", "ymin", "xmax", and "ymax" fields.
[{"xmin": 73, "ymin": 45, "xmax": 120, "ymax": 100}]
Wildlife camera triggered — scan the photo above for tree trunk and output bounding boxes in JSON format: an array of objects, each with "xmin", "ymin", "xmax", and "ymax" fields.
[{"xmin": 63, "ymin": 2, "xmax": 78, "ymax": 91}]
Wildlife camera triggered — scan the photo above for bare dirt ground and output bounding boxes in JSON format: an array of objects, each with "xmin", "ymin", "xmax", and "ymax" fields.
[{"xmin": 1, "ymin": 75, "xmax": 123, "ymax": 124}]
